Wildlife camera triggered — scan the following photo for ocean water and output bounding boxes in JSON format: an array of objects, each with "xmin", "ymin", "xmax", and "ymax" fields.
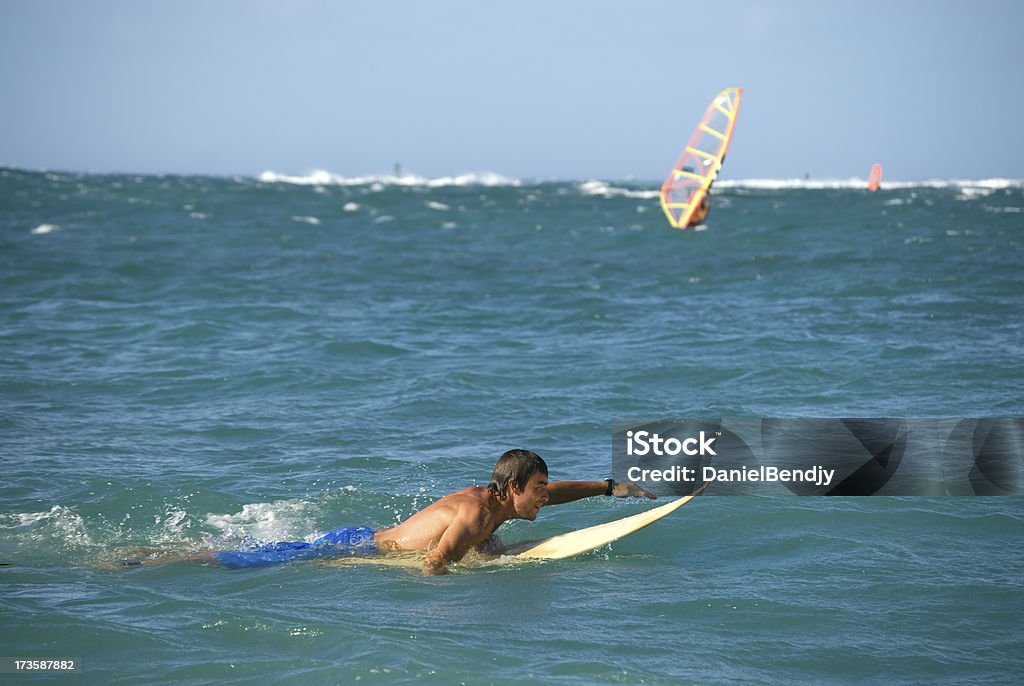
[{"xmin": 1, "ymin": 166, "xmax": 1022, "ymax": 684}]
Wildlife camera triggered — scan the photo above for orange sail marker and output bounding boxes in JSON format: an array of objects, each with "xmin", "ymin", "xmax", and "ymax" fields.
[{"xmin": 867, "ymin": 163, "xmax": 883, "ymax": 192}]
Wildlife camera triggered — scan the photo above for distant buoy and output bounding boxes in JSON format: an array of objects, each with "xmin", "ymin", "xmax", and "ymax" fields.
[{"xmin": 867, "ymin": 163, "xmax": 883, "ymax": 192}]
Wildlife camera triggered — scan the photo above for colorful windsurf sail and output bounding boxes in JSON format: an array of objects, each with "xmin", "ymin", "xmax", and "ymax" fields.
[
  {"xmin": 867, "ymin": 163, "xmax": 883, "ymax": 191},
  {"xmin": 660, "ymin": 87, "xmax": 742, "ymax": 229}
]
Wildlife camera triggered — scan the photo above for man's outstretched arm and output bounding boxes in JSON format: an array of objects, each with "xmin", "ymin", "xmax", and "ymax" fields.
[{"xmin": 546, "ymin": 480, "xmax": 656, "ymax": 506}]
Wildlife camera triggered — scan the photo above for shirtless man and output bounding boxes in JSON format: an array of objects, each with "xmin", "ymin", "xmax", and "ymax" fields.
[
  {"xmin": 687, "ymin": 191, "xmax": 711, "ymax": 227},
  {"xmin": 375, "ymin": 449, "xmax": 655, "ymax": 574},
  {"xmin": 119, "ymin": 450, "xmax": 654, "ymax": 574}
]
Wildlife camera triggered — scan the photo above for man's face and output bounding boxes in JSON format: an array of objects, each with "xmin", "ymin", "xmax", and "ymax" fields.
[{"xmin": 513, "ymin": 472, "xmax": 549, "ymax": 520}]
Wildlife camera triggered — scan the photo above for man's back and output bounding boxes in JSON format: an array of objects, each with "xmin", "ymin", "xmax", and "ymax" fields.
[{"xmin": 374, "ymin": 486, "xmax": 497, "ymax": 556}]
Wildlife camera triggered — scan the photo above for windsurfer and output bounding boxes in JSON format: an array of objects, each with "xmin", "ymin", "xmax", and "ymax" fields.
[{"xmin": 687, "ymin": 192, "xmax": 711, "ymax": 226}]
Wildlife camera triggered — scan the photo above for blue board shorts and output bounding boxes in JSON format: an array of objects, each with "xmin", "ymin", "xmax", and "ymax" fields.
[{"xmin": 214, "ymin": 526, "xmax": 377, "ymax": 569}]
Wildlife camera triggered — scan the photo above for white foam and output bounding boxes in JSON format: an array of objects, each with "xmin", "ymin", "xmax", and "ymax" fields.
[
  {"xmin": 259, "ymin": 169, "xmax": 342, "ymax": 186},
  {"xmin": 10, "ymin": 505, "xmax": 73, "ymax": 527},
  {"xmin": 717, "ymin": 178, "xmax": 863, "ymax": 190},
  {"xmin": 152, "ymin": 508, "xmax": 195, "ymax": 544},
  {"xmin": 572, "ymin": 176, "xmax": 1022, "ymax": 202},
  {"xmin": 291, "ymin": 215, "xmax": 322, "ymax": 225},
  {"xmin": 426, "ymin": 201, "xmax": 450, "ymax": 211},
  {"xmin": 205, "ymin": 499, "xmax": 323, "ymax": 543},
  {"xmin": 956, "ymin": 186, "xmax": 998, "ymax": 200},
  {"xmin": 258, "ymin": 169, "xmax": 522, "ymax": 188},
  {"xmin": 343, "ymin": 202, "xmax": 360, "ymax": 212},
  {"xmin": 717, "ymin": 178, "xmax": 1024, "ymax": 190},
  {"xmin": 2, "ymin": 505, "xmax": 95, "ymax": 547},
  {"xmin": 578, "ymin": 180, "xmax": 659, "ymax": 199},
  {"xmin": 7, "ymin": 510, "xmax": 50, "ymax": 527},
  {"xmin": 31, "ymin": 223, "xmax": 59, "ymax": 235},
  {"xmin": 426, "ymin": 171, "xmax": 521, "ymax": 188}
]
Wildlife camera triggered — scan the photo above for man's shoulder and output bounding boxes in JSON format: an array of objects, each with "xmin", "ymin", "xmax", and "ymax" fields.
[
  {"xmin": 446, "ymin": 489, "xmax": 495, "ymax": 525},
  {"xmin": 442, "ymin": 485, "xmax": 489, "ymax": 503}
]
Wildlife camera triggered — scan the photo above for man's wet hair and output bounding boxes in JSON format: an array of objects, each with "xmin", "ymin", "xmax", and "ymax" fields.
[{"xmin": 487, "ymin": 449, "xmax": 548, "ymax": 498}]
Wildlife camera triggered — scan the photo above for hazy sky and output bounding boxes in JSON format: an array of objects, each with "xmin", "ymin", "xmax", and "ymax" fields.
[{"xmin": 2, "ymin": 0, "xmax": 1021, "ymax": 181}]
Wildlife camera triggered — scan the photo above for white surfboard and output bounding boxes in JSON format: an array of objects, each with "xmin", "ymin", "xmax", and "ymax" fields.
[{"xmin": 507, "ymin": 482, "xmax": 710, "ymax": 559}]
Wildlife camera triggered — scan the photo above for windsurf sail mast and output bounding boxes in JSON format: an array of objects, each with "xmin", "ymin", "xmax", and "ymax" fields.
[{"xmin": 660, "ymin": 87, "xmax": 742, "ymax": 229}]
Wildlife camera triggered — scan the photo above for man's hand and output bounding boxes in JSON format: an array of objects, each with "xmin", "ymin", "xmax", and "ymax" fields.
[
  {"xmin": 422, "ymin": 550, "xmax": 448, "ymax": 575},
  {"xmin": 610, "ymin": 481, "xmax": 657, "ymax": 499}
]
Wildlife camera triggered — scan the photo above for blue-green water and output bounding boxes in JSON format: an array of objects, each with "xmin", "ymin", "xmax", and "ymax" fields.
[{"xmin": 2, "ymin": 167, "xmax": 1022, "ymax": 684}]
